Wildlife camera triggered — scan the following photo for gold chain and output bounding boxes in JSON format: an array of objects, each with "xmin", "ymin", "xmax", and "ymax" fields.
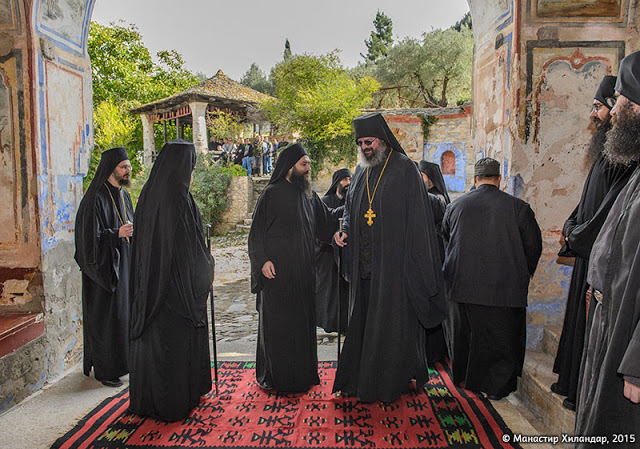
[
  {"xmin": 104, "ymin": 183, "xmax": 130, "ymax": 243},
  {"xmin": 364, "ymin": 149, "xmax": 393, "ymax": 226}
]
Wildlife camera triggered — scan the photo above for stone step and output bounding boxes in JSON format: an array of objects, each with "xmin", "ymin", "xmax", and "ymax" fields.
[
  {"xmin": 516, "ymin": 350, "xmax": 575, "ymax": 441},
  {"xmin": 243, "ymin": 218, "xmax": 252, "ymax": 225},
  {"xmin": 541, "ymin": 324, "xmax": 562, "ymax": 358},
  {"xmin": 235, "ymin": 224, "xmax": 251, "ymax": 232}
]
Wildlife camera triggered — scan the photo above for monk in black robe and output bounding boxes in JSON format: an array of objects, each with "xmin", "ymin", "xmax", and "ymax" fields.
[
  {"xmin": 419, "ymin": 160, "xmax": 450, "ymax": 205},
  {"xmin": 416, "ymin": 161, "xmax": 448, "ymax": 366},
  {"xmin": 74, "ymin": 147, "xmax": 133, "ymax": 387},
  {"xmin": 249, "ymin": 143, "xmax": 341, "ymax": 392},
  {"xmin": 576, "ymin": 52, "xmax": 640, "ymax": 447},
  {"xmin": 442, "ymin": 158, "xmax": 542, "ymax": 400},
  {"xmin": 552, "ymin": 76, "xmax": 635, "ymax": 411},
  {"xmin": 129, "ymin": 139, "xmax": 214, "ymax": 422},
  {"xmin": 333, "ymin": 113, "xmax": 446, "ymax": 403},
  {"xmin": 315, "ymin": 168, "xmax": 351, "ymax": 333}
]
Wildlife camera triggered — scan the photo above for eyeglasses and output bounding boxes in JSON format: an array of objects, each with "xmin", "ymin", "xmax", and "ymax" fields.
[
  {"xmin": 356, "ymin": 138, "xmax": 376, "ymax": 147},
  {"xmin": 592, "ymin": 97, "xmax": 617, "ymax": 113}
]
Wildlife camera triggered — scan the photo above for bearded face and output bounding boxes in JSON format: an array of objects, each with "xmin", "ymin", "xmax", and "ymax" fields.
[
  {"xmin": 358, "ymin": 137, "xmax": 388, "ymax": 167},
  {"xmin": 603, "ymin": 98, "xmax": 640, "ymax": 166},
  {"xmin": 290, "ymin": 165, "xmax": 312, "ymax": 198},
  {"xmin": 585, "ymin": 121, "xmax": 611, "ymax": 168}
]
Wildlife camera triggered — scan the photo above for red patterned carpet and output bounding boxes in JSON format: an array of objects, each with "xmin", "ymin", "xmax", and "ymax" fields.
[{"xmin": 51, "ymin": 361, "xmax": 521, "ymax": 449}]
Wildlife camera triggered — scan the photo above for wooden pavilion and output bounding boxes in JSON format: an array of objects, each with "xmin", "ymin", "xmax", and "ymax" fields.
[{"xmin": 131, "ymin": 69, "xmax": 272, "ymax": 166}]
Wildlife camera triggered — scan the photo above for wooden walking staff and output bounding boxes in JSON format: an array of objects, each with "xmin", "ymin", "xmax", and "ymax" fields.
[
  {"xmin": 337, "ymin": 218, "xmax": 344, "ymax": 359},
  {"xmin": 206, "ymin": 224, "xmax": 219, "ymax": 396}
]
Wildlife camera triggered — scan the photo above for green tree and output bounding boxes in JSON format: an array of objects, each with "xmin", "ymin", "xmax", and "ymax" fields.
[
  {"xmin": 362, "ymin": 11, "xmax": 393, "ymax": 63},
  {"xmin": 452, "ymin": 11, "xmax": 473, "ymax": 31},
  {"xmin": 206, "ymin": 110, "xmax": 243, "ymax": 141},
  {"xmin": 263, "ymin": 52, "xmax": 379, "ymax": 172},
  {"xmin": 87, "ymin": 21, "xmax": 199, "ymax": 181},
  {"xmin": 240, "ymin": 63, "xmax": 274, "ymax": 95},
  {"xmin": 371, "ymin": 25, "xmax": 473, "ymax": 107},
  {"xmin": 283, "ymin": 38, "xmax": 292, "ymax": 61}
]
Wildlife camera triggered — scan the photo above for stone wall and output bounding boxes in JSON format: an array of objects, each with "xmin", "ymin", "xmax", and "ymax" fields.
[
  {"xmin": 468, "ymin": 0, "xmax": 640, "ymax": 346},
  {"xmin": 0, "ymin": 0, "xmax": 93, "ymax": 414},
  {"xmin": 217, "ymin": 176, "xmax": 250, "ymax": 233}
]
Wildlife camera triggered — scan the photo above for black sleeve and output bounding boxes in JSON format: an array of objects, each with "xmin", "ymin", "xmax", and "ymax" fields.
[
  {"xmin": 248, "ymin": 189, "xmax": 270, "ymax": 293},
  {"xmin": 518, "ymin": 203, "xmax": 543, "ymax": 277}
]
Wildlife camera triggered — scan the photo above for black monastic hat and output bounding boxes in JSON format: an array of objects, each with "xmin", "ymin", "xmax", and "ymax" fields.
[
  {"xmin": 324, "ymin": 168, "xmax": 352, "ymax": 196},
  {"xmin": 268, "ymin": 142, "xmax": 308, "ymax": 185},
  {"xmin": 353, "ymin": 113, "xmax": 406, "ymax": 155},
  {"xmin": 616, "ymin": 51, "xmax": 640, "ymax": 107},
  {"xmin": 594, "ymin": 75, "xmax": 617, "ymax": 110}
]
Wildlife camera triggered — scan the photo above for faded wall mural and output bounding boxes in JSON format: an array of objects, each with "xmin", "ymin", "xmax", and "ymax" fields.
[
  {"xmin": 0, "ymin": 71, "xmax": 15, "ymax": 245},
  {"xmin": 36, "ymin": 0, "xmax": 92, "ymax": 54},
  {"xmin": 535, "ymin": 0, "xmax": 624, "ymax": 19}
]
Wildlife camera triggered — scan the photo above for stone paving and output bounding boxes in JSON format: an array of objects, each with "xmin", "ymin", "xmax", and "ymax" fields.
[{"xmin": 210, "ymin": 231, "xmax": 339, "ymax": 346}]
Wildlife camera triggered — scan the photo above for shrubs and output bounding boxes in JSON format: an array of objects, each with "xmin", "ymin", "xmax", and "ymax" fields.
[{"xmin": 190, "ymin": 153, "xmax": 236, "ymax": 231}]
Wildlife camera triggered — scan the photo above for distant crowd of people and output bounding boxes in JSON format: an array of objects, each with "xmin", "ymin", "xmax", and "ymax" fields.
[{"xmin": 209, "ymin": 135, "xmax": 291, "ymax": 176}]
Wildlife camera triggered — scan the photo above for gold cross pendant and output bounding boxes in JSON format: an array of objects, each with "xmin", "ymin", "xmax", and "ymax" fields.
[{"xmin": 365, "ymin": 207, "xmax": 376, "ymax": 226}]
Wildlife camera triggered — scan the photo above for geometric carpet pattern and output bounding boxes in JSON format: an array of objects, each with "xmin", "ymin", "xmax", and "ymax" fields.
[{"xmin": 52, "ymin": 361, "xmax": 521, "ymax": 449}]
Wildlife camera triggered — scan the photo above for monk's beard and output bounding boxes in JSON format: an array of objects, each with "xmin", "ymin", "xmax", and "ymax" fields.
[
  {"xmin": 603, "ymin": 101, "xmax": 640, "ymax": 166},
  {"xmin": 113, "ymin": 171, "xmax": 131, "ymax": 187},
  {"xmin": 290, "ymin": 169, "xmax": 312, "ymax": 198},
  {"xmin": 360, "ymin": 146, "xmax": 387, "ymax": 167},
  {"xmin": 584, "ymin": 121, "xmax": 610, "ymax": 168},
  {"xmin": 337, "ymin": 183, "xmax": 349, "ymax": 197}
]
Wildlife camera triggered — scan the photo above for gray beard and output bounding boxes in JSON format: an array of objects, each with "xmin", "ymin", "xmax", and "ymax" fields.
[
  {"xmin": 359, "ymin": 147, "xmax": 387, "ymax": 168},
  {"xmin": 603, "ymin": 101, "xmax": 640, "ymax": 166},
  {"xmin": 290, "ymin": 171, "xmax": 312, "ymax": 198}
]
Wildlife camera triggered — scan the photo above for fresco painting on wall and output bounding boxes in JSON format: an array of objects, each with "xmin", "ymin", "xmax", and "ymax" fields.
[
  {"xmin": 39, "ymin": 0, "xmax": 88, "ymax": 47},
  {"xmin": 536, "ymin": 0, "xmax": 623, "ymax": 19},
  {"xmin": 0, "ymin": 70, "xmax": 16, "ymax": 245},
  {"xmin": 0, "ymin": 1, "xmax": 15, "ymax": 27}
]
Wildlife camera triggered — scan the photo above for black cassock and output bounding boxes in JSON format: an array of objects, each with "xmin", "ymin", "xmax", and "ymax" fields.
[
  {"xmin": 576, "ymin": 167, "xmax": 640, "ymax": 447},
  {"xmin": 333, "ymin": 150, "xmax": 446, "ymax": 403},
  {"xmin": 75, "ymin": 148, "xmax": 132, "ymax": 382},
  {"xmin": 442, "ymin": 184, "xmax": 542, "ymax": 398},
  {"xmin": 554, "ymin": 153, "xmax": 634, "ymax": 404},
  {"xmin": 249, "ymin": 181, "xmax": 338, "ymax": 392},
  {"xmin": 315, "ymin": 193, "xmax": 348, "ymax": 333},
  {"xmin": 425, "ymin": 192, "xmax": 447, "ymax": 365},
  {"xmin": 129, "ymin": 140, "xmax": 214, "ymax": 422}
]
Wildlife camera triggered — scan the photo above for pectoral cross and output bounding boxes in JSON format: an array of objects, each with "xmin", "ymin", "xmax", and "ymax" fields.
[{"xmin": 365, "ymin": 207, "xmax": 376, "ymax": 226}]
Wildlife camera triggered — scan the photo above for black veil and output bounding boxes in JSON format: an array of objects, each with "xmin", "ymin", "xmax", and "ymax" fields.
[
  {"xmin": 419, "ymin": 160, "xmax": 451, "ymax": 204},
  {"xmin": 130, "ymin": 139, "xmax": 204, "ymax": 339}
]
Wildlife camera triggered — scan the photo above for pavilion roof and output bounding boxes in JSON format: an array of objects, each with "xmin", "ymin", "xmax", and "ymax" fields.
[{"xmin": 130, "ymin": 69, "xmax": 273, "ymax": 115}]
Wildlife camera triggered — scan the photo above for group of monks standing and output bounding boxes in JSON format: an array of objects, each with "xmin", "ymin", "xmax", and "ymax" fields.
[{"xmin": 75, "ymin": 52, "xmax": 640, "ymax": 445}]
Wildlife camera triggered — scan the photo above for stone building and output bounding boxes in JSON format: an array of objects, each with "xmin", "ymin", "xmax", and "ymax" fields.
[{"xmin": 1, "ymin": 0, "xmax": 640, "ymax": 431}]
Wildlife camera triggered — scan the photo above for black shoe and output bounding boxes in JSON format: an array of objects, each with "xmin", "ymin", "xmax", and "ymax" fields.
[
  {"xmin": 487, "ymin": 394, "xmax": 505, "ymax": 401},
  {"xmin": 550, "ymin": 382, "xmax": 567, "ymax": 396},
  {"xmin": 101, "ymin": 378, "xmax": 123, "ymax": 387},
  {"xmin": 259, "ymin": 381, "xmax": 274, "ymax": 390},
  {"xmin": 562, "ymin": 398, "xmax": 576, "ymax": 411}
]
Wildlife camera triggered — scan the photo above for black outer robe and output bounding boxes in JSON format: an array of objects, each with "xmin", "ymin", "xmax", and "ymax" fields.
[
  {"xmin": 74, "ymin": 148, "xmax": 132, "ymax": 382},
  {"xmin": 576, "ymin": 166, "xmax": 640, "ymax": 447},
  {"xmin": 249, "ymin": 181, "xmax": 339, "ymax": 392},
  {"xmin": 553, "ymin": 153, "xmax": 634, "ymax": 403},
  {"xmin": 332, "ymin": 150, "xmax": 446, "ymax": 403},
  {"xmin": 129, "ymin": 139, "xmax": 214, "ymax": 422},
  {"xmin": 442, "ymin": 184, "xmax": 542, "ymax": 397},
  {"xmin": 315, "ymin": 193, "xmax": 349, "ymax": 333}
]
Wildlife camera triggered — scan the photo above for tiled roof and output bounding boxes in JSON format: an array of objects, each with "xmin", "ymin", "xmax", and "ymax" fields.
[{"xmin": 131, "ymin": 69, "xmax": 272, "ymax": 114}]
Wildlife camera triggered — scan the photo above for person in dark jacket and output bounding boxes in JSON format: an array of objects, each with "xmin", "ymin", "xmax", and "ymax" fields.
[{"xmin": 442, "ymin": 157, "xmax": 542, "ymax": 400}]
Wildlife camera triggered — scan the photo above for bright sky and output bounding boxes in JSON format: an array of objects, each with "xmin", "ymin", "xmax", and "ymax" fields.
[{"xmin": 91, "ymin": 0, "xmax": 470, "ymax": 81}]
